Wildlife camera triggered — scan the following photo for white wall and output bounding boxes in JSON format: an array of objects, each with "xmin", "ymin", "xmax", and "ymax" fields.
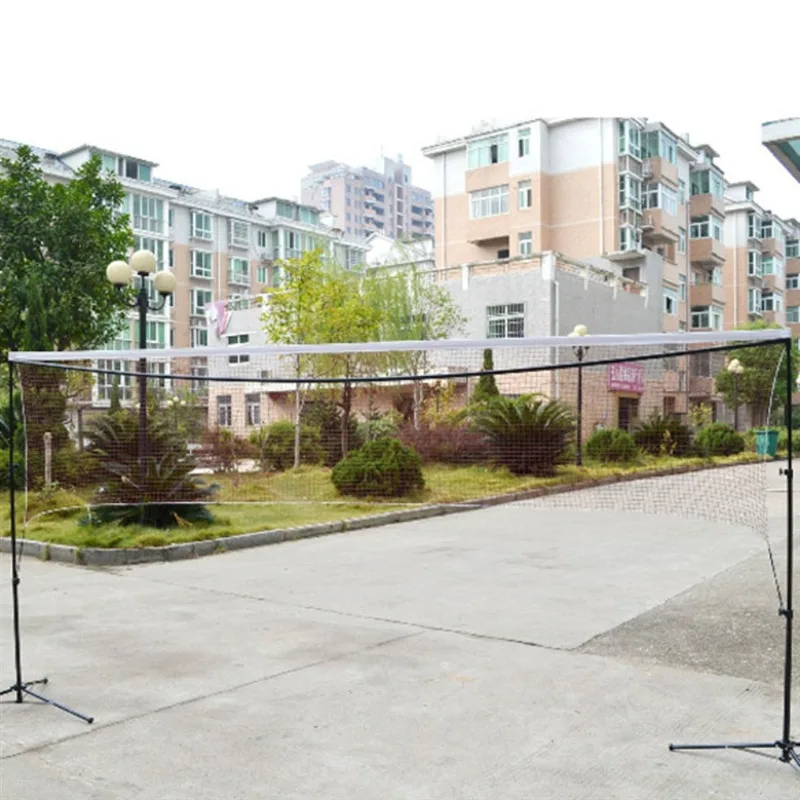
[
  {"xmin": 548, "ymin": 118, "xmax": 615, "ymax": 175},
  {"xmin": 431, "ymin": 147, "xmax": 466, "ymax": 198}
]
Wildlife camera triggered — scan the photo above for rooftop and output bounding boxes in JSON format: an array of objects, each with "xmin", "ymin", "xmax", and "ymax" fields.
[{"xmin": 762, "ymin": 118, "xmax": 800, "ymax": 183}]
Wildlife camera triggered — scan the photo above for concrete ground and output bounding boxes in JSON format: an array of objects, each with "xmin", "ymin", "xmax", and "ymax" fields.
[{"xmin": 1, "ymin": 464, "xmax": 797, "ymax": 798}]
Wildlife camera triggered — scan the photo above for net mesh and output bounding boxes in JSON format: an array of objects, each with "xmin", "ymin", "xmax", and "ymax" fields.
[{"xmin": 6, "ymin": 331, "xmax": 790, "ymax": 576}]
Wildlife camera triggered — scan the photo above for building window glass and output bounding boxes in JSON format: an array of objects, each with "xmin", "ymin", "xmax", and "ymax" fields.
[
  {"xmin": 690, "ymin": 216, "xmax": 721, "ymax": 240},
  {"xmin": 691, "ymin": 305, "xmax": 723, "ymax": 330},
  {"xmin": 678, "ymin": 179, "xmax": 686, "ymax": 206},
  {"xmin": 97, "ymin": 360, "xmax": 134, "ymax": 402},
  {"xmin": 786, "ymin": 240, "xmax": 799, "ymax": 258},
  {"xmin": 643, "ymin": 131, "xmax": 676, "ymax": 164},
  {"xmin": 517, "ymin": 128, "xmax": 530, "ymax": 157},
  {"xmin": 131, "ymin": 194, "xmax": 163, "ymax": 233},
  {"xmin": 787, "ymin": 306, "xmax": 800, "ymax": 323},
  {"xmin": 228, "ymin": 333, "xmax": 250, "ymax": 364},
  {"xmin": 229, "ymin": 220, "xmax": 250, "ymax": 248},
  {"xmin": 191, "ymin": 250, "xmax": 212, "ymax": 279},
  {"xmin": 619, "ymin": 225, "xmax": 641, "ymax": 252},
  {"xmin": 467, "ymin": 134, "xmax": 509, "ymax": 169},
  {"xmin": 761, "ymin": 220, "xmax": 774, "ymax": 239},
  {"xmin": 486, "ymin": 303, "xmax": 524, "ymax": 339},
  {"xmin": 761, "ymin": 292, "xmax": 782, "ymax": 312},
  {"xmin": 192, "ymin": 211, "xmax": 213, "ymax": 240},
  {"xmin": 787, "ymin": 274, "xmax": 799, "ymax": 290},
  {"xmin": 518, "ymin": 232, "xmax": 532, "ymax": 257},
  {"xmin": 748, "ymin": 288, "xmax": 763, "ymax": 315},
  {"xmin": 679, "ymin": 273, "xmax": 687, "ymax": 300},
  {"xmin": 228, "ymin": 257, "xmax": 250, "ymax": 285},
  {"xmin": 217, "ymin": 395, "xmax": 232, "ymax": 427},
  {"xmin": 257, "ymin": 265, "xmax": 268, "ymax": 284},
  {"xmin": 678, "ymin": 227, "xmax": 686, "ymax": 254},
  {"xmin": 191, "ymin": 327, "xmax": 208, "ymax": 347},
  {"xmin": 664, "ymin": 289, "xmax": 678, "ymax": 316},
  {"xmin": 617, "ymin": 120, "xmax": 641, "ymax": 158},
  {"xmin": 762, "ymin": 255, "xmax": 785, "ymax": 279},
  {"xmin": 470, "ymin": 185, "xmax": 509, "ymax": 219},
  {"xmin": 276, "ymin": 201, "xmax": 295, "ymax": 219},
  {"xmin": 618, "ymin": 174, "xmax": 642, "ymax": 211},
  {"xmin": 748, "ymin": 251, "xmax": 762, "ymax": 276},
  {"xmin": 518, "ymin": 180, "xmax": 532, "ymax": 209},
  {"xmin": 191, "ymin": 289, "xmax": 212, "ymax": 316},
  {"xmin": 245, "ymin": 393, "xmax": 261, "ymax": 427},
  {"xmin": 132, "ymin": 236, "xmax": 165, "ymax": 270},
  {"xmin": 748, "ymin": 212, "xmax": 762, "ymax": 239},
  {"xmin": 643, "ymin": 183, "xmax": 677, "ymax": 215}
]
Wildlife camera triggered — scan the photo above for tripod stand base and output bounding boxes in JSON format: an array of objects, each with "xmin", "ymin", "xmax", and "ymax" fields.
[
  {"xmin": 669, "ymin": 739, "xmax": 800, "ymax": 767},
  {"xmin": 0, "ymin": 678, "xmax": 94, "ymax": 724}
]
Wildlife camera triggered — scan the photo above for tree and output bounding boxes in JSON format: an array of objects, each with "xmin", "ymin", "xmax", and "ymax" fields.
[
  {"xmin": 472, "ymin": 348, "xmax": 500, "ymax": 404},
  {"xmin": 0, "ymin": 145, "xmax": 133, "ymax": 361},
  {"xmin": 714, "ymin": 321, "xmax": 799, "ymax": 427},
  {"xmin": 262, "ymin": 249, "xmax": 328, "ymax": 467},
  {"xmin": 364, "ymin": 265, "xmax": 465, "ymax": 427}
]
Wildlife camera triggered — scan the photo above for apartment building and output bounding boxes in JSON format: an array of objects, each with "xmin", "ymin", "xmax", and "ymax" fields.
[
  {"xmin": 301, "ymin": 156, "xmax": 434, "ymax": 241},
  {"xmin": 0, "ymin": 139, "xmax": 367, "ymax": 402}
]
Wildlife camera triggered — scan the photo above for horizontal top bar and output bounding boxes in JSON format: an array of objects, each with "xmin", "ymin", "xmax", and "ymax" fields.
[{"xmin": 9, "ymin": 327, "xmax": 791, "ymax": 363}]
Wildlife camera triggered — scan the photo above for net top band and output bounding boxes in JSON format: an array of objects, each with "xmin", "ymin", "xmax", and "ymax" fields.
[{"xmin": 8, "ymin": 327, "xmax": 791, "ymax": 363}]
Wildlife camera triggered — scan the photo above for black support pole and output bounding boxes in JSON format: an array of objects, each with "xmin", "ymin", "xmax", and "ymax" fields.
[
  {"xmin": 137, "ymin": 277, "xmax": 148, "ymax": 487},
  {"xmin": 0, "ymin": 360, "xmax": 93, "ymax": 723}
]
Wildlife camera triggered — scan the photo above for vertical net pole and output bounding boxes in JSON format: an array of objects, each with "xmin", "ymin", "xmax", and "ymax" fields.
[
  {"xmin": 7, "ymin": 362, "xmax": 23, "ymax": 702},
  {"xmin": 781, "ymin": 336, "xmax": 794, "ymax": 756}
]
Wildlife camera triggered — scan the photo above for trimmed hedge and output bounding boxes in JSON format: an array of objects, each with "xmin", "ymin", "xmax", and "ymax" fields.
[
  {"xmin": 694, "ymin": 423, "xmax": 745, "ymax": 457},
  {"xmin": 584, "ymin": 428, "xmax": 639, "ymax": 463},
  {"xmin": 332, "ymin": 437, "xmax": 424, "ymax": 498}
]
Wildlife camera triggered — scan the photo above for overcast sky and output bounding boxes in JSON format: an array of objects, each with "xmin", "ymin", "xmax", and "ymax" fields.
[{"xmin": 2, "ymin": 2, "xmax": 797, "ymax": 220}]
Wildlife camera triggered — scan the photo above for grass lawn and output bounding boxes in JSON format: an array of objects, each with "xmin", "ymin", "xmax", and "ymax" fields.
[{"xmin": 0, "ymin": 452, "xmax": 760, "ymax": 549}]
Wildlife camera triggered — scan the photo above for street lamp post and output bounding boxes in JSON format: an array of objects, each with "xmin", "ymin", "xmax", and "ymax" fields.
[
  {"xmin": 727, "ymin": 358, "xmax": 744, "ymax": 431},
  {"xmin": 568, "ymin": 324, "xmax": 589, "ymax": 467},
  {"xmin": 106, "ymin": 250, "xmax": 176, "ymax": 484}
]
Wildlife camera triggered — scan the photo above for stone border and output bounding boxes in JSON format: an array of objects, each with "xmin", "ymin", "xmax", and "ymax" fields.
[{"xmin": 0, "ymin": 458, "xmax": 765, "ymax": 567}]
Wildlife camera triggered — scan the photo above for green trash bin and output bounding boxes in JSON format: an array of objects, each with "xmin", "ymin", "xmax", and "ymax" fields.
[{"xmin": 755, "ymin": 429, "xmax": 779, "ymax": 457}]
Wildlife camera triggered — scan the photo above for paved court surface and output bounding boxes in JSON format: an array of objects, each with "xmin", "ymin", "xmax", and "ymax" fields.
[{"xmin": 1, "ymin": 464, "xmax": 797, "ymax": 798}]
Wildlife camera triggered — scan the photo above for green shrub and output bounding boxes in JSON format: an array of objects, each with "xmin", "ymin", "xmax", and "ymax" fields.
[
  {"xmin": 357, "ymin": 413, "xmax": 400, "ymax": 444},
  {"xmin": 585, "ymin": 428, "xmax": 639, "ymax": 463},
  {"xmin": 776, "ymin": 427, "xmax": 800, "ymax": 454},
  {"xmin": 471, "ymin": 348, "xmax": 500, "ymax": 404},
  {"xmin": 694, "ymin": 423, "xmax": 745, "ymax": 457},
  {"xmin": 633, "ymin": 413, "xmax": 693, "ymax": 457},
  {"xmin": 249, "ymin": 421, "xmax": 322, "ymax": 471},
  {"xmin": 332, "ymin": 437, "xmax": 424, "ymax": 497},
  {"xmin": 471, "ymin": 394, "xmax": 574, "ymax": 476},
  {"xmin": 0, "ymin": 448, "xmax": 23, "ymax": 490},
  {"xmin": 200, "ymin": 427, "xmax": 257, "ymax": 473},
  {"xmin": 302, "ymin": 400, "xmax": 361, "ymax": 466}
]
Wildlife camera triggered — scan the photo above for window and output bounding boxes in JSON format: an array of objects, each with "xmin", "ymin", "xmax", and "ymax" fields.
[
  {"xmin": 679, "ymin": 273, "xmax": 687, "ymax": 301},
  {"xmin": 748, "ymin": 288, "xmax": 763, "ymax": 314},
  {"xmin": 192, "ymin": 211, "xmax": 213, "ymax": 240},
  {"xmin": 748, "ymin": 212, "xmax": 762, "ymax": 239},
  {"xmin": 787, "ymin": 274, "xmax": 799, "ymax": 290},
  {"xmin": 227, "ymin": 333, "xmax": 250, "ymax": 364},
  {"xmin": 619, "ymin": 225, "xmax": 641, "ymax": 252},
  {"xmin": 617, "ymin": 120, "xmax": 641, "ymax": 158},
  {"xmin": 190, "ymin": 361, "xmax": 208, "ymax": 396},
  {"xmin": 299, "ymin": 207, "xmax": 318, "ymax": 225},
  {"xmin": 642, "ymin": 183, "xmax": 677, "ymax": 215},
  {"xmin": 168, "ymin": 208, "xmax": 174, "ymax": 228},
  {"xmin": 761, "ymin": 220, "xmax": 774, "ymax": 239},
  {"xmin": 217, "ymin": 395, "xmax": 232, "ymax": 427},
  {"xmin": 618, "ymin": 174, "xmax": 641, "ymax": 211},
  {"xmin": 690, "ymin": 216, "xmax": 722, "ymax": 239},
  {"xmin": 135, "ymin": 321, "xmax": 167, "ymax": 349},
  {"xmin": 191, "ymin": 289, "xmax": 212, "ymax": 316},
  {"xmin": 486, "ymin": 303, "xmax": 524, "ymax": 339},
  {"xmin": 100, "ymin": 153, "xmax": 116, "ymax": 173},
  {"xmin": 690, "ymin": 352, "xmax": 712, "ymax": 377},
  {"xmin": 787, "ymin": 240, "xmax": 799, "ymax": 258},
  {"xmin": 518, "ymin": 180, "xmax": 532, "ymax": 210},
  {"xmin": 168, "ymin": 248, "xmax": 174, "ymax": 268},
  {"xmin": 131, "ymin": 194, "xmax": 163, "ymax": 234},
  {"xmin": 132, "ymin": 236, "xmax": 165, "ymax": 270},
  {"xmin": 120, "ymin": 159, "xmax": 151, "ymax": 182},
  {"xmin": 518, "ymin": 127, "xmax": 530, "ymax": 157},
  {"xmin": 228, "ymin": 258, "xmax": 249, "ymax": 285},
  {"xmin": 497, "ymin": 248, "xmax": 510, "ymax": 260},
  {"xmin": 643, "ymin": 182, "xmax": 658, "ymax": 210},
  {"xmin": 257, "ymin": 265, "xmax": 268, "ymax": 284},
  {"xmin": 257, "ymin": 230, "xmax": 268, "ymax": 249},
  {"xmin": 518, "ymin": 232, "xmax": 532, "ymax": 257},
  {"xmin": 761, "ymin": 292, "xmax": 782, "ymax": 312},
  {"xmin": 245, "ymin": 393, "xmax": 261, "ymax": 427},
  {"xmin": 191, "ymin": 327, "xmax": 208, "ymax": 347},
  {"xmin": 748, "ymin": 251, "xmax": 762, "ymax": 276},
  {"xmin": 467, "ymin": 134, "xmax": 509, "ymax": 168},
  {"xmin": 664, "ymin": 289, "xmax": 678, "ymax": 316},
  {"xmin": 691, "ymin": 305, "xmax": 723, "ymax": 330},
  {"xmin": 745, "ymin": 186, "xmax": 754, "ymax": 200},
  {"xmin": 470, "ymin": 185, "xmax": 509, "ymax": 219},
  {"xmin": 229, "ymin": 219, "xmax": 249, "ymax": 249},
  {"xmin": 97, "ymin": 360, "xmax": 134, "ymax": 402},
  {"xmin": 711, "ymin": 267, "xmax": 722, "ymax": 286},
  {"xmin": 276, "ymin": 201, "xmax": 295, "ymax": 219},
  {"xmin": 678, "ymin": 227, "xmax": 686, "ymax": 254},
  {"xmin": 678, "ymin": 179, "xmax": 686, "ymax": 206},
  {"xmin": 787, "ymin": 306, "xmax": 800, "ymax": 323},
  {"xmin": 191, "ymin": 250, "xmax": 212, "ymax": 279},
  {"xmin": 711, "ymin": 215, "xmax": 723, "ymax": 242},
  {"xmin": 643, "ymin": 130, "xmax": 677, "ymax": 164}
]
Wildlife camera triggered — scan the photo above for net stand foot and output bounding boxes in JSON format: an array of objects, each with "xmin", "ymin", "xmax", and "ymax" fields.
[
  {"xmin": 0, "ymin": 678, "xmax": 94, "ymax": 724},
  {"xmin": 669, "ymin": 739, "xmax": 800, "ymax": 768}
]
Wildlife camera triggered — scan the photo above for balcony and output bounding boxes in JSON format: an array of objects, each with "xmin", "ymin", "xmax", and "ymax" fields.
[
  {"xmin": 690, "ymin": 280, "xmax": 725, "ymax": 307},
  {"xmin": 641, "ymin": 209, "xmax": 679, "ymax": 244},
  {"xmin": 690, "ymin": 192, "xmax": 725, "ymax": 218},
  {"xmin": 761, "ymin": 237, "xmax": 783, "ymax": 256},
  {"xmin": 690, "ymin": 237, "xmax": 725, "ymax": 266},
  {"xmin": 644, "ymin": 157, "xmax": 678, "ymax": 187},
  {"xmin": 689, "ymin": 375, "xmax": 714, "ymax": 396}
]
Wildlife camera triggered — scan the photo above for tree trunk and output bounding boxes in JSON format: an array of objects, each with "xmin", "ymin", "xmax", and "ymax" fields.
[
  {"xmin": 341, "ymin": 380, "xmax": 353, "ymax": 457},
  {"xmin": 293, "ymin": 383, "xmax": 301, "ymax": 469},
  {"xmin": 412, "ymin": 380, "xmax": 422, "ymax": 429}
]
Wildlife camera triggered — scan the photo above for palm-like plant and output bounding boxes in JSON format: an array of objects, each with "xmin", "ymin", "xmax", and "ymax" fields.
[
  {"xmin": 472, "ymin": 394, "xmax": 575, "ymax": 476},
  {"xmin": 84, "ymin": 411, "xmax": 217, "ymax": 528}
]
